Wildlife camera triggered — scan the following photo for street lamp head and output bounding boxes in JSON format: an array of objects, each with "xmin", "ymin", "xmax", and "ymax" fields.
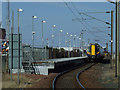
[
  {"xmin": 66, "ymin": 33, "xmax": 69, "ymax": 35},
  {"xmin": 18, "ymin": 9, "xmax": 23, "ymax": 12},
  {"xmin": 106, "ymin": 22, "xmax": 111, "ymax": 25},
  {"xmin": 32, "ymin": 16, "xmax": 37, "ymax": 19},
  {"xmin": 32, "ymin": 31, "xmax": 35, "ymax": 34},
  {"xmin": 42, "ymin": 20, "xmax": 46, "ymax": 23},
  {"xmin": 106, "ymin": 0, "xmax": 116, "ymax": 4},
  {"xmin": 52, "ymin": 25, "xmax": 56, "ymax": 28},
  {"xmin": 60, "ymin": 30, "xmax": 63, "ymax": 32},
  {"xmin": 106, "ymin": 11, "xmax": 110, "ymax": 13},
  {"xmin": 70, "ymin": 34, "xmax": 72, "ymax": 37}
]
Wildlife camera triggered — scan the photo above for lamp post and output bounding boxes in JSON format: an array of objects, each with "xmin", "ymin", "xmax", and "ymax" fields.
[
  {"xmin": 59, "ymin": 30, "xmax": 63, "ymax": 57},
  {"xmin": 65, "ymin": 33, "xmax": 69, "ymax": 57},
  {"xmin": 52, "ymin": 25, "xmax": 56, "ymax": 59},
  {"xmin": 70, "ymin": 34, "xmax": 72, "ymax": 57},
  {"xmin": 65, "ymin": 33, "xmax": 69, "ymax": 48},
  {"xmin": 41, "ymin": 20, "xmax": 46, "ymax": 60},
  {"xmin": 47, "ymin": 38, "xmax": 49, "ymax": 47},
  {"xmin": 73, "ymin": 35, "xmax": 76, "ymax": 57},
  {"xmin": 17, "ymin": 8, "xmax": 23, "ymax": 85},
  {"xmin": 77, "ymin": 36, "xmax": 79, "ymax": 51},
  {"xmin": 74, "ymin": 35, "xmax": 77, "ymax": 51},
  {"xmin": 79, "ymin": 37, "xmax": 81, "ymax": 56},
  {"xmin": 32, "ymin": 16, "xmax": 37, "ymax": 61}
]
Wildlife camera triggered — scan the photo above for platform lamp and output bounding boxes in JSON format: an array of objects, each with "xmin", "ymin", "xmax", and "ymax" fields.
[
  {"xmin": 17, "ymin": 8, "xmax": 23, "ymax": 85},
  {"xmin": 79, "ymin": 37, "xmax": 81, "ymax": 57},
  {"xmin": 32, "ymin": 16, "xmax": 37, "ymax": 61},
  {"xmin": 70, "ymin": 34, "xmax": 73, "ymax": 57},
  {"xmin": 74, "ymin": 35, "xmax": 77, "ymax": 50},
  {"xmin": 59, "ymin": 30, "xmax": 63, "ymax": 56},
  {"xmin": 52, "ymin": 25, "xmax": 56, "ymax": 59},
  {"xmin": 41, "ymin": 20, "xmax": 46, "ymax": 60},
  {"xmin": 65, "ymin": 33, "xmax": 69, "ymax": 57}
]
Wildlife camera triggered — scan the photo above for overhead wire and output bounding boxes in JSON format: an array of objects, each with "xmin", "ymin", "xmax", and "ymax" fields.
[
  {"xmin": 69, "ymin": 1, "xmax": 100, "ymax": 40},
  {"xmin": 80, "ymin": 12, "xmax": 111, "ymax": 25},
  {"xmin": 63, "ymin": 0, "xmax": 91, "ymax": 32},
  {"xmin": 70, "ymin": 2, "xmax": 111, "ymax": 38},
  {"xmin": 66, "ymin": 1, "xmax": 97, "ymax": 41},
  {"xmin": 63, "ymin": 1, "xmax": 111, "ymax": 46}
]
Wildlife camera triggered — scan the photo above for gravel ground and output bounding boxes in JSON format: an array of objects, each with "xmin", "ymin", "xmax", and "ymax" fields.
[
  {"xmin": 79, "ymin": 63, "xmax": 118, "ymax": 88},
  {"xmin": 28, "ymin": 73, "xmax": 57, "ymax": 88},
  {"xmin": 2, "ymin": 62, "xmax": 119, "ymax": 89},
  {"xmin": 2, "ymin": 73, "xmax": 57, "ymax": 88}
]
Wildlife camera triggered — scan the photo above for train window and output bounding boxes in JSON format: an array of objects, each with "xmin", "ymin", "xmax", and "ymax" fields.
[
  {"xmin": 89, "ymin": 46, "xmax": 91, "ymax": 52},
  {"xmin": 95, "ymin": 45, "xmax": 100, "ymax": 52}
]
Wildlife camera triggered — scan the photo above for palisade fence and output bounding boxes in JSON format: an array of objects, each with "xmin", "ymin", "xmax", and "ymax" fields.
[
  {"xmin": 22, "ymin": 45, "xmax": 49, "ymax": 61},
  {"xmin": 9, "ymin": 34, "xmax": 22, "ymax": 70}
]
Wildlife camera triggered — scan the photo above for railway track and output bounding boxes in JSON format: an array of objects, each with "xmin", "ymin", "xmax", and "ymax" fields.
[{"xmin": 52, "ymin": 63, "xmax": 95, "ymax": 89}]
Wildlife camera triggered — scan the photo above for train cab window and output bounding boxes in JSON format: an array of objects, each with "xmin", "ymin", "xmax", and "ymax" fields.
[
  {"xmin": 88, "ymin": 46, "xmax": 91, "ymax": 52},
  {"xmin": 95, "ymin": 46, "xmax": 100, "ymax": 52}
]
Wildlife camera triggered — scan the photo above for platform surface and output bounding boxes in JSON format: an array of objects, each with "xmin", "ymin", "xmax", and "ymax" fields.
[{"xmin": 33, "ymin": 56, "xmax": 87, "ymax": 63}]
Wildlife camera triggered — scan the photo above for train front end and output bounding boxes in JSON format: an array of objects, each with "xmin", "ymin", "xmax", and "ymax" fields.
[{"xmin": 86, "ymin": 44, "xmax": 100, "ymax": 61}]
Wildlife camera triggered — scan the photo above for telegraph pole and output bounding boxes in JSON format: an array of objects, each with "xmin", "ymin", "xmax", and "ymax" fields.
[
  {"xmin": 115, "ymin": 0, "xmax": 119, "ymax": 78},
  {"xmin": 111, "ymin": 10, "xmax": 113, "ymax": 69},
  {"xmin": 107, "ymin": 0, "xmax": 119, "ymax": 78}
]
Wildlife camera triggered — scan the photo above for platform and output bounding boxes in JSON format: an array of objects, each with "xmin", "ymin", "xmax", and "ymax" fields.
[
  {"xmin": 32, "ymin": 56, "xmax": 88, "ymax": 75},
  {"xmin": 33, "ymin": 56, "xmax": 87, "ymax": 63}
]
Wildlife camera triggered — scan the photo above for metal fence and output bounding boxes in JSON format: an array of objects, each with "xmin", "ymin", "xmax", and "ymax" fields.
[
  {"xmin": 22, "ymin": 45, "xmax": 49, "ymax": 62},
  {"xmin": 9, "ymin": 34, "xmax": 22, "ymax": 69}
]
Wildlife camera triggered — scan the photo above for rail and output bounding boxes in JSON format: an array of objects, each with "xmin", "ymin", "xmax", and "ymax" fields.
[
  {"xmin": 52, "ymin": 62, "xmax": 95, "ymax": 90},
  {"xmin": 76, "ymin": 63, "xmax": 95, "ymax": 90}
]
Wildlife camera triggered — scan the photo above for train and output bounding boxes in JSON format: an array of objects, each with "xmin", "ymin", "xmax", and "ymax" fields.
[{"xmin": 86, "ymin": 43, "xmax": 107, "ymax": 61}]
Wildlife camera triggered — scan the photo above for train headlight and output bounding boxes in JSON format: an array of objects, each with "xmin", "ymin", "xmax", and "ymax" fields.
[{"xmin": 87, "ymin": 52, "xmax": 91, "ymax": 54}]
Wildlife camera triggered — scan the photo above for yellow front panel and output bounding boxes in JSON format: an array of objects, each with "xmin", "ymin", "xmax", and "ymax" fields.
[{"xmin": 91, "ymin": 45, "xmax": 95, "ymax": 55}]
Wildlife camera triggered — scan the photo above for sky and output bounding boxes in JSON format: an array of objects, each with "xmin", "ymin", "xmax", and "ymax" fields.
[
  {"xmin": 0, "ymin": 0, "xmax": 2, "ymax": 25},
  {"xmin": 1, "ymin": 2, "xmax": 116, "ymax": 52},
  {"xmin": 1, "ymin": 0, "xmax": 117, "ymax": 2}
]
